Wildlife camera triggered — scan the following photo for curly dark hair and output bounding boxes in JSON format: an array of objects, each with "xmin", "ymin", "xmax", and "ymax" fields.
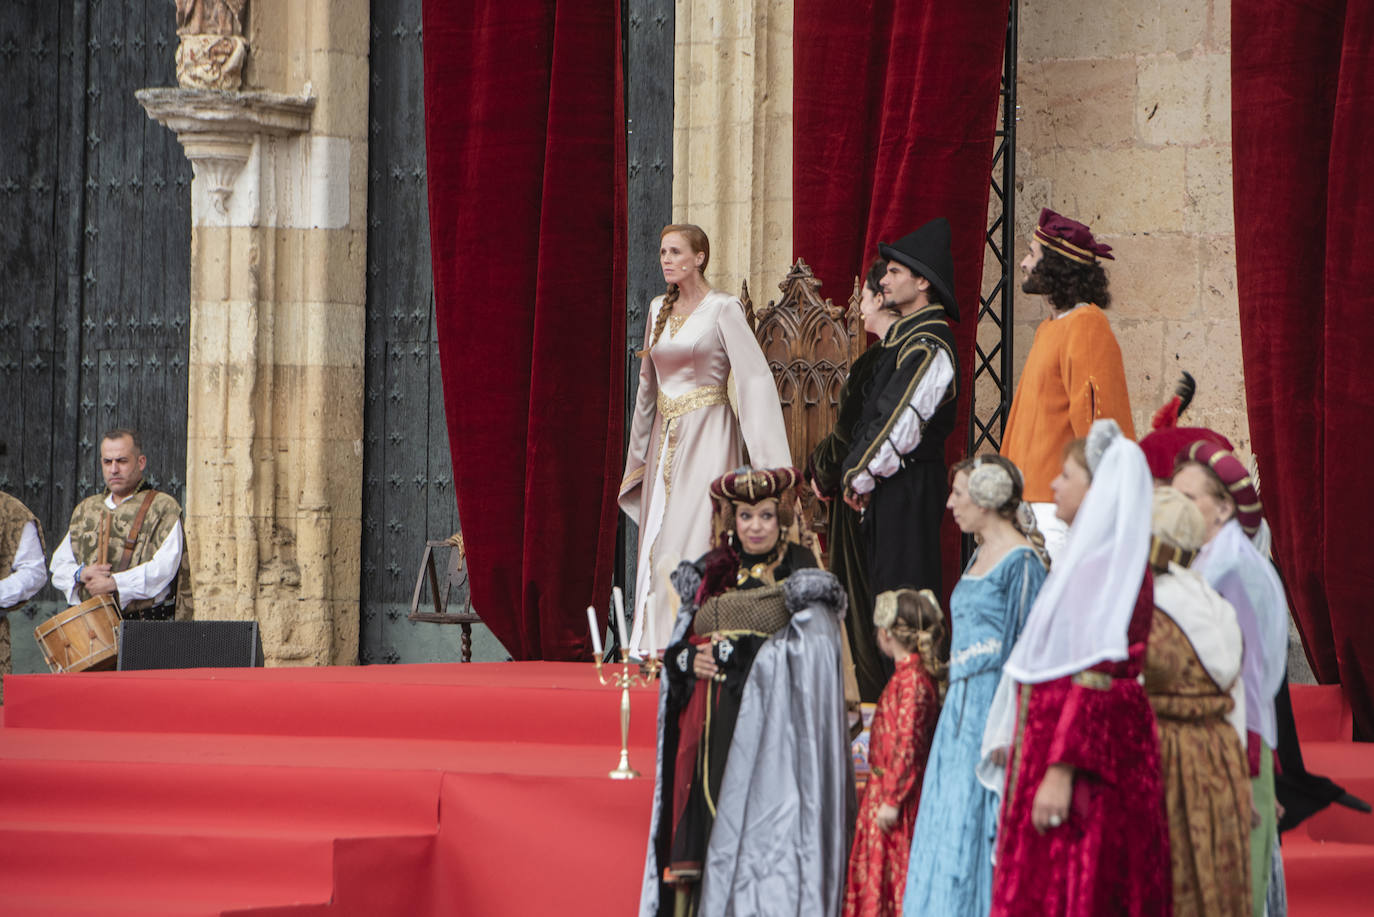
[{"xmin": 1032, "ymin": 248, "xmax": 1112, "ymax": 311}]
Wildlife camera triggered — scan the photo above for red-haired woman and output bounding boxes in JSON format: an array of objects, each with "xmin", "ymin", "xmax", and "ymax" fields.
[{"xmin": 618, "ymin": 224, "xmax": 791, "ymax": 657}]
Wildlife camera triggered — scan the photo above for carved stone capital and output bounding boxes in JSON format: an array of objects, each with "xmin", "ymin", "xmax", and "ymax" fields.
[{"xmin": 136, "ymin": 88, "xmax": 315, "ymax": 214}]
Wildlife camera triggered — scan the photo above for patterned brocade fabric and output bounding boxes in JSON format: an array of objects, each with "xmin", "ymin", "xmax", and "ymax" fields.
[
  {"xmin": 1144, "ymin": 611, "xmax": 1252, "ymax": 917},
  {"xmin": 692, "ymin": 584, "xmax": 790, "ymax": 638},
  {"xmin": 67, "ymin": 487, "xmax": 183, "ymax": 613},
  {"xmin": 843, "ymin": 654, "xmax": 938, "ymax": 917},
  {"xmin": 0, "ymin": 492, "xmax": 40, "ymax": 597},
  {"xmin": 991, "ymin": 579, "xmax": 1171, "ymax": 917}
]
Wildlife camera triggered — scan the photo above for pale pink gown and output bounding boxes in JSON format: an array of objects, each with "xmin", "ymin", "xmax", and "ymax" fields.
[{"xmin": 618, "ymin": 291, "xmax": 790, "ymax": 654}]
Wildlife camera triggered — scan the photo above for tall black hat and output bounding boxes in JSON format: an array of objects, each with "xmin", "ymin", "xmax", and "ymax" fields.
[{"xmin": 878, "ymin": 217, "xmax": 958, "ymax": 321}]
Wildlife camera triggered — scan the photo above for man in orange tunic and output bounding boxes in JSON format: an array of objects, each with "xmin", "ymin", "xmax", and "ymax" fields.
[{"xmin": 1000, "ymin": 208, "xmax": 1134, "ymax": 557}]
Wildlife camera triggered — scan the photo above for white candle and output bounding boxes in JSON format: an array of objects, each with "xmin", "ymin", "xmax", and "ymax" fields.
[
  {"xmin": 613, "ymin": 586, "xmax": 629, "ymax": 652},
  {"xmin": 646, "ymin": 597, "xmax": 657, "ymax": 655},
  {"xmin": 586, "ymin": 606, "xmax": 603, "ymax": 658}
]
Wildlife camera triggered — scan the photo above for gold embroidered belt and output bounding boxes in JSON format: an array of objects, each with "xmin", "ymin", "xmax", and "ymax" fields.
[
  {"xmin": 657, "ymin": 384, "xmax": 729, "ymax": 420},
  {"xmin": 1072, "ymin": 670, "xmax": 1114, "ymax": 691}
]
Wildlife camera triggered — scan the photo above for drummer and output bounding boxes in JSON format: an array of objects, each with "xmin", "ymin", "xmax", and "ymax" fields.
[
  {"xmin": 49, "ymin": 429, "xmax": 187, "ymax": 621},
  {"xmin": 0, "ymin": 440, "xmax": 48, "ymax": 697}
]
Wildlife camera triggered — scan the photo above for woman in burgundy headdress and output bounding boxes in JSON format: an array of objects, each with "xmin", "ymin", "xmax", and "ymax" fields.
[{"xmin": 638, "ymin": 466, "xmax": 852, "ymax": 917}]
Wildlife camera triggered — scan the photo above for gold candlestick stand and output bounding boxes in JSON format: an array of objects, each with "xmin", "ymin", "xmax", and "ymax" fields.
[{"xmin": 594, "ymin": 649, "xmax": 661, "ymax": 779}]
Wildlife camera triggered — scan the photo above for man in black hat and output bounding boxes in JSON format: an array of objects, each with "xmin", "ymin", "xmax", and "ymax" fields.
[{"xmin": 841, "ymin": 217, "xmax": 960, "ymax": 616}]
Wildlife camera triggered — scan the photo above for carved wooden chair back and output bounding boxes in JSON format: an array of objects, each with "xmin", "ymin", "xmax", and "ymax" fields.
[{"xmin": 742, "ymin": 259, "xmax": 868, "ymax": 553}]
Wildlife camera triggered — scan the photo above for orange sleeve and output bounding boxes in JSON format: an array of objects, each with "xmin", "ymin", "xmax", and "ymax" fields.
[{"xmin": 1060, "ymin": 308, "xmax": 1135, "ymax": 440}]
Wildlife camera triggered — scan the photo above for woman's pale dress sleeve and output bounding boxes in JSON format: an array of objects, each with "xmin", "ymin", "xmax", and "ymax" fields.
[
  {"xmin": 716, "ymin": 297, "xmax": 792, "ymax": 468},
  {"xmin": 619, "ymin": 297, "xmax": 664, "ymax": 519}
]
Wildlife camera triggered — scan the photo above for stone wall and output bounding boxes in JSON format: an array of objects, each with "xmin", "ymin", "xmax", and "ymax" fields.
[
  {"xmin": 1012, "ymin": 0, "xmax": 1245, "ymax": 455},
  {"xmin": 672, "ymin": 0, "xmax": 793, "ymax": 302}
]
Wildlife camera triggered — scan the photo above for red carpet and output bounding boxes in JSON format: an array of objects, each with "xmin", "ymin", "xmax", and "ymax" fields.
[
  {"xmin": 1284, "ymin": 685, "xmax": 1374, "ymax": 916},
  {"xmin": 1, "ymin": 667, "xmax": 1367, "ymax": 914},
  {"xmin": 0, "ymin": 663, "xmax": 657, "ymax": 915}
]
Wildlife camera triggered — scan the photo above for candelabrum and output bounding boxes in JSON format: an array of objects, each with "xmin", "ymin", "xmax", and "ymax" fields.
[{"xmin": 594, "ymin": 649, "xmax": 661, "ymax": 780}]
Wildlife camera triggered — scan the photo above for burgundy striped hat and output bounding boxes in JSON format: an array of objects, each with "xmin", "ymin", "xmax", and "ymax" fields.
[{"xmin": 1184, "ymin": 440, "xmax": 1263, "ymax": 538}]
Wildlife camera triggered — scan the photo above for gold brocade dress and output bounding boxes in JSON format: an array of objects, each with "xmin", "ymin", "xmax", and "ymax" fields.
[{"xmin": 1143, "ymin": 610, "xmax": 1252, "ymax": 917}]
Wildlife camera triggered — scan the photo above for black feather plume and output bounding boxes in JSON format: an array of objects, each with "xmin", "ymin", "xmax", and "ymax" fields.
[{"xmin": 1175, "ymin": 371, "xmax": 1196, "ymax": 417}]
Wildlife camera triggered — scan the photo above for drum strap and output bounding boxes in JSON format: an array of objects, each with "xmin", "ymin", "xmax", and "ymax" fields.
[
  {"xmin": 113, "ymin": 490, "xmax": 159, "ymax": 574},
  {"xmin": 96, "ymin": 512, "xmax": 111, "ymax": 569}
]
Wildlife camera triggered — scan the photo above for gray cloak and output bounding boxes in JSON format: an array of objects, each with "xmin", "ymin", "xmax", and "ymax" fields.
[{"xmin": 638, "ymin": 565, "xmax": 854, "ymax": 916}]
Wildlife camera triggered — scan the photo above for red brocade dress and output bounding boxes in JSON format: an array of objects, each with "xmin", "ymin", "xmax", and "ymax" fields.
[
  {"xmin": 991, "ymin": 573, "xmax": 1172, "ymax": 917},
  {"xmin": 843, "ymin": 653, "xmax": 939, "ymax": 917}
]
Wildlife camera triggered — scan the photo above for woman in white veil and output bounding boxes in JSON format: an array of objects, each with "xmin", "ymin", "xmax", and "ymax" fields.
[{"xmin": 987, "ymin": 420, "xmax": 1170, "ymax": 917}]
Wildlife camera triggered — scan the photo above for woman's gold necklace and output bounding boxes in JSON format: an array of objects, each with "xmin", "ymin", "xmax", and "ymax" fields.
[{"xmin": 736, "ymin": 562, "xmax": 769, "ymax": 586}]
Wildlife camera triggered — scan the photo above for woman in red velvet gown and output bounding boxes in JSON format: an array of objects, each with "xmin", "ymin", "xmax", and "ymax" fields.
[
  {"xmin": 843, "ymin": 589, "xmax": 943, "ymax": 917},
  {"xmin": 990, "ymin": 420, "xmax": 1171, "ymax": 917}
]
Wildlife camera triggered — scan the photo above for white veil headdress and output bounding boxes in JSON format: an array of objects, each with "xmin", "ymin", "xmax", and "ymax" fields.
[{"xmin": 1002, "ymin": 419, "xmax": 1153, "ymax": 684}]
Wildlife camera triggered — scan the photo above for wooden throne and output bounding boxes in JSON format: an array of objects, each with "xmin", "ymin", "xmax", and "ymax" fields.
[{"xmin": 742, "ymin": 259, "xmax": 867, "ymax": 549}]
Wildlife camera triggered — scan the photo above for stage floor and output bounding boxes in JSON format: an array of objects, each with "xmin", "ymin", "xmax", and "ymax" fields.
[
  {"xmin": 0, "ymin": 662, "xmax": 658, "ymax": 916},
  {"xmin": 0, "ymin": 666, "xmax": 1368, "ymax": 915}
]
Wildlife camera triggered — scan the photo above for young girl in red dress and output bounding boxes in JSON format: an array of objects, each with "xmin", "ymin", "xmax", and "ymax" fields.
[{"xmin": 843, "ymin": 588, "xmax": 944, "ymax": 917}]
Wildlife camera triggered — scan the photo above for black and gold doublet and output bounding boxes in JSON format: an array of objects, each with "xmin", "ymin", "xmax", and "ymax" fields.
[{"xmin": 841, "ymin": 305, "xmax": 958, "ymax": 597}]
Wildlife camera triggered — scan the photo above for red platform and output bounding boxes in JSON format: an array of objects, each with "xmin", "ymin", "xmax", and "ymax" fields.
[
  {"xmin": 0, "ymin": 662, "xmax": 657, "ymax": 916},
  {"xmin": 2, "ymin": 666, "xmax": 1368, "ymax": 915},
  {"xmin": 1283, "ymin": 684, "xmax": 1374, "ymax": 917}
]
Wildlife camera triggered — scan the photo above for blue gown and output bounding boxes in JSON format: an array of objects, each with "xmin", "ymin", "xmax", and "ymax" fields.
[{"xmin": 902, "ymin": 545, "xmax": 1046, "ymax": 917}]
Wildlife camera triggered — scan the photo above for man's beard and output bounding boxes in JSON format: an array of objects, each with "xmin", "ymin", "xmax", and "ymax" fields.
[{"xmin": 1021, "ymin": 266, "xmax": 1047, "ymax": 295}]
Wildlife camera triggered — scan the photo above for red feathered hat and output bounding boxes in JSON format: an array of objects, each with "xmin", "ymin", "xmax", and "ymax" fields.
[{"xmin": 1137, "ymin": 372, "xmax": 1232, "ymax": 480}]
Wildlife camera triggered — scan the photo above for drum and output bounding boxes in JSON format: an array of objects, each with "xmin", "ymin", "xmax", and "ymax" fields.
[{"xmin": 34, "ymin": 595, "xmax": 122, "ymax": 673}]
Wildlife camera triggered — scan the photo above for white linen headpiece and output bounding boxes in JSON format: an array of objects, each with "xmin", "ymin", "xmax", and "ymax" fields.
[
  {"xmin": 1003, "ymin": 419, "xmax": 1152, "ymax": 684},
  {"xmin": 1194, "ymin": 517, "xmax": 1289, "ymax": 747}
]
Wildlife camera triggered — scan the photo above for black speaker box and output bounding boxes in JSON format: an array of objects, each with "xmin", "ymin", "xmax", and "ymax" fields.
[{"xmin": 117, "ymin": 620, "xmax": 265, "ymax": 671}]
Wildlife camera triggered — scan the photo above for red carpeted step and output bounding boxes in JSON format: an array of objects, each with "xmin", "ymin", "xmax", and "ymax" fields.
[
  {"xmin": 0, "ymin": 753, "xmax": 442, "ymax": 837},
  {"xmin": 0, "ymin": 723, "xmax": 652, "ymax": 782},
  {"xmin": 224, "ymin": 835, "xmax": 438, "ymax": 917},
  {"xmin": 0, "ymin": 663, "xmax": 665, "ymax": 915},
  {"xmin": 0, "ymin": 893, "xmax": 225, "ymax": 916},
  {"xmin": 0, "ymin": 826, "xmax": 338, "ymax": 913},
  {"xmin": 1283, "ymin": 831, "xmax": 1374, "ymax": 917},
  {"xmin": 2, "ymin": 662, "xmax": 658, "ymax": 747}
]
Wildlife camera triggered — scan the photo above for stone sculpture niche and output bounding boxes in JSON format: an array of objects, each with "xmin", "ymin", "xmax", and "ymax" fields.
[{"xmin": 175, "ymin": 0, "xmax": 249, "ymax": 91}]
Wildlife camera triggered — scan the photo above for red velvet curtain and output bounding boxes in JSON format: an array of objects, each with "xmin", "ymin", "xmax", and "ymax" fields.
[
  {"xmin": 423, "ymin": 2, "xmax": 626, "ymax": 660},
  {"xmin": 794, "ymin": 0, "xmax": 1010, "ymax": 598},
  {"xmin": 1233, "ymin": 0, "xmax": 1374, "ymax": 738}
]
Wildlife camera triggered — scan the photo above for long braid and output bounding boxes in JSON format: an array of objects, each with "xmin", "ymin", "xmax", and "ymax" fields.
[
  {"xmin": 637, "ymin": 284, "xmax": 679, "ymax": 358},
  {"xmin": 914, "ymin": 628, "xmax": 948, "ymax": 702},
  {"xmin": 1014, "ymin": 502, "xmax": 1052, "ymax": 570}
]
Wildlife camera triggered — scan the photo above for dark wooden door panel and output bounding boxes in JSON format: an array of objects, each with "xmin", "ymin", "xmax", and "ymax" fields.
[
  {"xmin": 362, "ymin": 0, "xmax": 471, "ymax": 664},
  {"xmin": 0, "ymin": 2, "xmax": 190, "ymax": 676}
]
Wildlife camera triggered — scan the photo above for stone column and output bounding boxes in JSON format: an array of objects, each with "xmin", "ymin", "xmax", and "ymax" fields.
[
  {"xmin": 673, "ymin": 0, "xmax": 793, "ymax": 298},
  {"xmin": 139, "ymin": 1, "xmax": 368, "ymax": 666}
]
